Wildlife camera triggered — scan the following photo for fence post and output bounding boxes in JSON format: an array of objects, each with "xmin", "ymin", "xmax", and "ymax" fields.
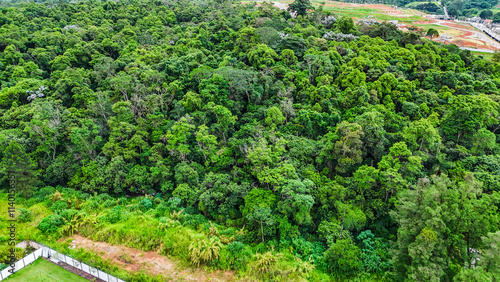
[
  {"xmin": 1, "ymin": 270, "xmax": 3, "ymax": 280},
  {"xmin": 22, "ymin": 257, "xmax": 25, "ymax": 268}
]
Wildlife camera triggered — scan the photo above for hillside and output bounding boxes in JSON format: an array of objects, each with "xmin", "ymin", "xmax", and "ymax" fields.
[{"xmin": 0, "ymin": 0, "xmax": 500, "ymax": 281}]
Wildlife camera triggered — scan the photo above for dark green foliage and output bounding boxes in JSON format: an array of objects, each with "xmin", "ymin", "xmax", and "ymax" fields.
[
  {"xmin": 324, "ymin": 238, "xmax": 361, "ymax": 278},
  {"xmin": 38, "ymin": 214, "xmax": 64, "ymax": 234},
  {"xmin": 357, "ymin": 230, "xmax": 392, "ymax": 273},
  {"xmin": 106, "ymin": 205, "xmax": 123, "ymax": 223},
  {"xmin": 226, "ymin": 241, "xmax": 250, "ymax": 270},
  {"xmin": 51, "ymin": 200, "xmax": 68, "ymax": 213},
  {"xmin": 288, "ymin": 0, "xmax": 313, "ymax": 17},
  {"xmin": 480, "ymin": 9, "xmax": 494, "ymax": 19},
  {"xmin": 17, "ymin": 208, "xmax": 33, "ymax": 223}
]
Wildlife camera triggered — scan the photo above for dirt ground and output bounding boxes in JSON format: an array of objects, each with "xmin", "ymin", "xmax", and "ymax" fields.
[
  {"xmin": 63, "ymin": 235, "xmax": 235, "ymax": 281},
  {"xmin": 440, "ymin": 22, "xmax": 475, "ymax": 31},
  {"xmin": 323, "ymin": 2, "xmax": 407, "ymax": 15}
]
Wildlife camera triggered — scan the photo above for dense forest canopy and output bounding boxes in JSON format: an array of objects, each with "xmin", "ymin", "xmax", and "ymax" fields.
[{"xmin": 0, "ymin": 0, "xmax": 500, "ymax": 280}]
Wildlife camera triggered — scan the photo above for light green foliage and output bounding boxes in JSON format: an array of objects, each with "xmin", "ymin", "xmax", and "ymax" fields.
[
  {"xmin": 332, "ymin": 121, "xmax": 364, "ymax": 174},
  {"xmin": 280, "ymin": 49, "xmax": 298, "ymax": 67},
  {"xmin": 403, "ymin": 117, "xmax": 441, "ymax": 157},
  {"xmin": 188, "ymin": 237, "xmax": 223, "ymax": 266},
  {"xmin": 265, "ymin": 106, "xmax": 285, "ymax": 130},
  {"xmin": 166, "ymin": 117, "xmax": 195, "ymax": 161},
  {"xmin": 324, "ymin": 238, "xmax": 361, "ymax": 278},
  {"xmin": 442, "ymin": 94, "xmax": 498, "ymax": 143},
  {"xmin": 391, "ymin": 175, "xmax": 499, "ymax": 281},
  {"xmin": 251, "ymin": 251, "xmax": 284, "ymax": 275},
  {"xmin": 195, "ymin": 124, "xmax": 217, "ymax": 165},
  {"xmin": 471, "ymin": 128, "xmax": 496, "ymax": 155},
  {"xmin": 17, "ymin": 208, "xmax": 33, "ymax": 222},
  {"xmin": 277, "ymin": 179, "xmax": 315, "ymax": 225},
  {"xmin": 248, "ymin": 44, "xmax": 278, "ymax": 69}
]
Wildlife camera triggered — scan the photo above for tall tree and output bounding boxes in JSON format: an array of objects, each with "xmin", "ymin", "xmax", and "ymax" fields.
[
  {"xmin": 1, "ymin": 141, "xmax": 38, "ymax": 198},
  {"xmin": 288, "ymin": 0, "xmax": 312, "ymax": 17}
]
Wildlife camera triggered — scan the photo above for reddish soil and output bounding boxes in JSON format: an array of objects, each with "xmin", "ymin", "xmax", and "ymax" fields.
[
  {"xmin": 451, "ymin": 39, "xmax": 496, "ymax": 50},
  {"xmin": 323, "ymin": 2, "xmax": 405, "ymax": 14},
  {"xmin": 414, "ymin": 20, "xmax": 438, "ymax": 24},
  {"xmin": 440, "ymin": 22, "xmax": 475, "ymax": 31},
  {"xmin": 461, "ymin": 30, "xmax": 475, "ymax": 37},
  {"xmin": 65, "ymin": 235, "xmax": 235, "ymax": 281}
]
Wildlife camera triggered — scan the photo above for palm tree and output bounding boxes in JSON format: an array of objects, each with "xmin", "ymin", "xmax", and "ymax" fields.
[{"xmin": 61, "ymin": 214, "xmax": 85, "ymax": 236}]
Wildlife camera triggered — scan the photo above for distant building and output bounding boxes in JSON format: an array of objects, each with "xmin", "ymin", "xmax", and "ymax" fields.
[
  {"xmin": 425, "ymin": 14, "xmax": 447, "ymax": 20},
  {"xmin": 468, "ymin": 17, "xmax": 481, "ymax": 23}
]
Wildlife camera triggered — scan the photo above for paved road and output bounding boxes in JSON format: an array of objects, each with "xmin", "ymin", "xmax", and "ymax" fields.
[
  {"xmin": 468, "ymin": 22, "xmax": 500, "ymax": 49},
  {"xmin": 434, "ymin": 20, "xmax": 500, "ymax": 50},
  {"xmin": 459, "ymin": 47, "xmax": 495, "ymax": 53}
]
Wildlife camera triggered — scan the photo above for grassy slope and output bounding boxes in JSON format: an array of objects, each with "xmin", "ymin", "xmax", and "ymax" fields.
[
  {"xmin": 0, "ymin": 193, "xmax": 322, "ymax": 281},
  {"xmin": 6, "ymin": 258, "xmax": 88, "ymax": 282}
]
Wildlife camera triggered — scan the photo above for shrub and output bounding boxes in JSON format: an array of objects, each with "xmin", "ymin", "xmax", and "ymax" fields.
[
  {"xmin": 60, "ymin": 209, "xmax": 78, "ymax": 222},
  {"xmin": 33, "ymin": 186, "xmax": 56, "ymax": 200},
  {"xmin": 167, "ymin": 197, "xmax": 182, "ymax": 210},
  {"xmin": 38, "ymin": 214, "xmax": 64, "ymax": 234},
  {"xmin": 18, "ymin": 208, "xmax": 33, "ymax": 223},
  {"xmin": 323, "ymin": 238, "xmax": 360, "ymax": 278},
  {"xmin": 51, "ymin": 200, "xmax": 68, "ymax": 213},
  {"xmin": 95, "ymin": 193, "xmax": 113, "ymax": 203},
  {"xmin": 103, "ymin": 199, "xmax": 117, "ymax": 208},
  {"xmin": 251, "ymin": 251, "xmax": 284, "ymax": 275},
  {"xmin": 82, "ymin": 200, "xmax": 100, "ymax": 212},
  {"xmin": 188, "ymin": 237, "xmax": 223, "ymax": 266},
  {"xmin": 181, "ymin": 213, "xmax": 208, "ymax": 229},
  {"xmin": 291, "ymin": 237, "xmax": 325, "ymax": 264},
  {"xmin": 106, "ymin": 206, "xmax": 123, "ymax": 223},
  {"xmin": 139, "ymin": 198, "xmax": 153, "ymax": 211},
  {"xmin": 227, "ymin": 241, "xmax": 250, "ymax": 270}
]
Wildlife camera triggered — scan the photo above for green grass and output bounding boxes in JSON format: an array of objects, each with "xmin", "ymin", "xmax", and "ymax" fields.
[
  {"xmin": 405, "ymin": 1, "xmax": 440, "ymax": 8},
  {"xmin": 6, "ymin": 258, "xmax": 89, "ymax": 282}
]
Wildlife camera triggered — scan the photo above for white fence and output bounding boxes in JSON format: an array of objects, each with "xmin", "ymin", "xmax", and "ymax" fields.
[{"xmin": 0, "ymin": 242, "xmax": 125, "ymax": 282}]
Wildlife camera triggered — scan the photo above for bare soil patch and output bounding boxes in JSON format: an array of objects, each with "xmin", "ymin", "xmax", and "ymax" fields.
[
  {"xmin": 440, "ymin": 22, "xmax": 475, "ymax": 31},
  {"xmin": 64, "ymin": 235, "xmax": 235, "ymax": 281}
]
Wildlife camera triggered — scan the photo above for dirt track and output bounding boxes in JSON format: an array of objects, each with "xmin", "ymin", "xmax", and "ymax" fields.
[{"xmin": 66, "ymin": 235, "xmax": 234, "ymax": 281}]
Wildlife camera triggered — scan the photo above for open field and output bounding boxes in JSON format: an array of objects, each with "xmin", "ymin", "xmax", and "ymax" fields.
[
  {"xmin": 246, "ymin": 0, "xmax": 500, "ymax": 51},
  {"xmin": 6, "ymin": 258, "xmax": 89, "ymax": 282}
]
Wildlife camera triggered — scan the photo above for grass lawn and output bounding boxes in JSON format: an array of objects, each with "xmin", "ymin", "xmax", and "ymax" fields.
[{"xmin": 6, "ymin": 258, "xmax": 89, "ymax": 282}]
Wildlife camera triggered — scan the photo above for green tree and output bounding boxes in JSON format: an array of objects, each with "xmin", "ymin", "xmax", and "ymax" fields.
[
  {"xmin": 331, "ymin": 121, "xmax": 364, "ymax": 174},
  {"xmin": 479, "ymin": 10, "xmax": 494, "ymax": 19},
  {"xmin": 323, "ymin": 238, "xmax": 360, "ymax": 278},
  {"xmin": 391, "ymin": 175, "xmax": 499, "ymax": 281},
  {"xmin": 1, "ymin": 141, "xmax": 38, "ymax": 198},
  {"xmin": 442, "ymin": 94, "xmax": 498, "ymax": 143},
  {"xmin": 166, "ymin": 117, "xmax": 195, "ymax": 161},
  {"xmin": 247, "ymin": 206, "xmax": 275, "ymax": 242},
  {"xmin": 288, "ymin": 0, "xmax": 312, "ymax": 17},
  {"xmin": 265, "ymin": 107, "xmax": 285, "ymax": 130},
  {"xmin": 426, "ymin": 28, "xmax": 439, "ymax": 38},
  {"xmin": 247, "ymin": 44, "xmax": 278, "ymax": 69}
]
